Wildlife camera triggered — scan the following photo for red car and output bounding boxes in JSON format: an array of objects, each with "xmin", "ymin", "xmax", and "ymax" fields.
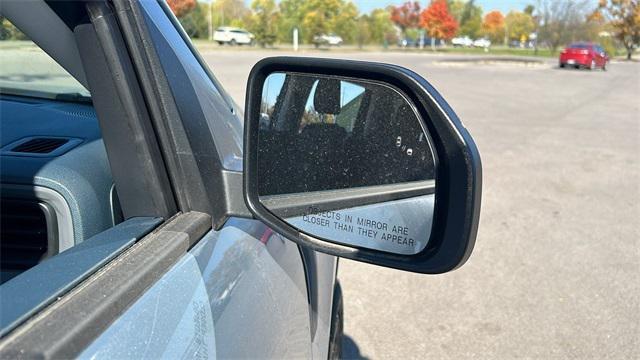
[{"xmin": 559, "ymin": 42, "xmax": 609, "ymax": 70}]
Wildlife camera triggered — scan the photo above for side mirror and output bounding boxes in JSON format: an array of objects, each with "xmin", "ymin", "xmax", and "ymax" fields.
[{"xmin": 243, "ymin": 57, "xmax": 482, "ymax": 274}]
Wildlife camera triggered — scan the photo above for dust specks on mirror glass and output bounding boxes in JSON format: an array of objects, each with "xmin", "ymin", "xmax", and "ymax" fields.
[
  {"xmin": 256, "ymin": 72, "xmax": 437, "ymax": 255},
  {"xmin": 258, "ymin": 72, "xmax": 435, "ymax": 196}
]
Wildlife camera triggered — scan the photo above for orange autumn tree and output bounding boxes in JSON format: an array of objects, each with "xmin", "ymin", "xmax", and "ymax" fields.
[
  {"xmin": 420, "ymin": 0, "xmax": 458, "ymax": 49},
  {"xmin": 390, "ymin": 1, "xmax": 422, "ymax": 35},
  {"xmin": 167, "ymin": 0, "xmax": 196, "ymax": 17},
  {"xmin": 482, "ymin": 10, "xmax": 505, "ymax": 44}
]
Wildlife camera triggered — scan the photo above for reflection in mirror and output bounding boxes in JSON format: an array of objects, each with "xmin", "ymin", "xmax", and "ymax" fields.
[{"xmin": 257, "ymin": 72, "xmax": 437, "ymax": 255}]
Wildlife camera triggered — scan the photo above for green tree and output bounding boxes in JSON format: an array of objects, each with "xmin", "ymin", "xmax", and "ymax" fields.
[
  {"xmin": 333, "ymin": 1, "xmax": 359, "ymax": 43},
  {"xmin": 0, "ymin": 17, "xmax": 28, "ymax": 40},
  {"xmin": 303, "ymin": 10, "xmax": 328, "ymax": 43},
  {"xmin": 300, "ymin": 0, "xmax": 343, "ymax": 43},
  {"xmin": 278, "ymin": 0, "xmax": 305, "ymax": 43},
  {"xmin": 212, "ymin": 0, "xmax": 250, "ymax": 28},
  {"xmin": 448, "ymin": 0, "xmax": 466, "ymax": 22},
  {"xmin": 505, "ymin": 11, "xmax": 535, "ymax": 42},
  {"xmin": 459, "ymin": 0, "xmax": 483, "ymax": 38},
  {"xmin": 356, "ymin": 15, "xmax": 371, "ymax": 48},
  {"xmin": 179, "ymin": 2, "xmax": 209, "ymax": 38},
  {"xmin": 368, "ymin": 8, "xmax": 397, "ymax": 44},
  {"xmin": 524, "ymin": 4, "xmax": 535, "ymax": 16},
  {"xmin": 248, "ymin": 0, "xmax": 279, "ymax": 47}
]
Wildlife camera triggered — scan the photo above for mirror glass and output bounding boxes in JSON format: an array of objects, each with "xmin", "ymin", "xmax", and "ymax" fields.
[{"xmin": 256, "ymin": 72, "xmax": 437, "ymax": 255}]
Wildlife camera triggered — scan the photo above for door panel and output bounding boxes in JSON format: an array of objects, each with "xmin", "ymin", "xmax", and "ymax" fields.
[
  {"xmin": 79, "ymin": 217, "xmax": 312, "ymax": 359},
  {"xmin": 78, "ymin": 246, "xmax": 217, "ymax": 359}
]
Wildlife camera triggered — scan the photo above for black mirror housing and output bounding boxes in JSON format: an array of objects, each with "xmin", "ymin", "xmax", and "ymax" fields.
[{"xmin": 243, "ymin": 57, "xmax": 482, "ymax": 274}]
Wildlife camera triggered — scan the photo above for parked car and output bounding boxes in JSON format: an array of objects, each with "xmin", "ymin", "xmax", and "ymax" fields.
[
  {"xmin": 0, "ymin": 1, "xmax": 481, "ymax": 359},
  {"xmin": 424, "ymin": 36, "xmax": 445, "ymax": 47},
  {"xmin": 508, "ymin": 40, "xmax": 522, "ymax": 48},
  {"xmin": 452, "ymin": 36, "xmax": 473, "ymax": 47},
  {"xmin": 398, "ymin": 37, "xmax": 418, "ymax": 48},
  {"xmin": 213, "ymin": 26, "xmax": 254, "ymax": 46},
  {"xmin": 559, "ymin": 42, "xmax": 609, "ymax": 70},
  {"xmin": 398, "ymin": 37, "xmax": 444, "ymax": 48},
  {"xmin": 313, "ymin": 33, "xmax": 343, "ymax": 47},
  {"xmin": 473, "ymin": 38, "xmax": 491, "ymax": 48}
]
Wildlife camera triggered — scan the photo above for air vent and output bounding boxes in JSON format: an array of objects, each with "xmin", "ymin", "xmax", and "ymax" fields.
[
  {"xmin": 11, "ymin": 138, "xmax": 69, "ymax": 154},
  {"xmin": 1, "ymin": 137, "xmax": 81, "ymax": 157},
  {"xmin": 1, "ymin": 199, "xmax": 50, "ymax": 284}
]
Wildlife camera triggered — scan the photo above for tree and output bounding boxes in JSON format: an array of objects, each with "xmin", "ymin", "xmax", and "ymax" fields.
[
  {"xmin": 536, "ymin": 0, "xmax": 593, "ymax": 53},
  {"xmin": 167, "ymin": 0, "xmax": 196, "ymax": 17},
  {"xmin": 586, "ymin": 10, "xmax": 619, "ymax": 55},
  {"xmin": 505, "ymin": 11, "xmax": 535, "ymax": 43},
  {"xmin": 333, "ymin": 1, "xmax": 359, "ymax": 44},
  {"xmin": 391, "ymin": 1, "xmax": 422, "ymax": 34},
  {"xmin": 248, "ymin": 0, "xmax": 279, "ymax": 47},
  {"xmin": 458, "ymin": 0, "xmax": 483, "ymax": 38},
  {"xmin": 595, "ymin": 0, "xmax": 640, "ymax": 60},
  {"xmin": 303, "ymin": 10, "xmax": 327, "ymax": 43},
  {"xmin": 482, "ymin": 10, "xmax": 505, "ymax": 43},
  {"xmin": 524, "ymin": 4, "xmax": 535, "ymax": 16},
  {"xmin": 179, "ymin": 2, "xmax": 209, "ymax": 38},
  {"xmin": 212, "ymin": 0, "xmax": 250, "ymax": 28},
  {"xmin": 356, "ymin": 15, "xmax": 371, "ymax": 48},
  {"xmin": 420, "ymin": 0, "xmax": 459, "ymax": 49},
  {"xmin": 369, "ymin": 8, "xmax": 397, "ymax": 45},
  {"xmin": 278, "ymin": 0, "xmax": 305, "ymax": 43},
  {"xmin": 448, "ymin": 0, "xmax": 466, "ymax": 22},
  {"xmin": 299, "ymin": 0, "xmax": 343, "ymax": 43},
  {"xmin": 0, "ymin": 17, "xmax": 28, "ymax": 40}
]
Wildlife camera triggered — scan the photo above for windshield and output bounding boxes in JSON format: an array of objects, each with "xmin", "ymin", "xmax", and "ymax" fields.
[
  {"xmin": 568, "ymin": 43, "xmax": 591, "ymax": 49},
  {"xmin": 0, "ymin": 19, "xmax": 90, "ymax": 101}
]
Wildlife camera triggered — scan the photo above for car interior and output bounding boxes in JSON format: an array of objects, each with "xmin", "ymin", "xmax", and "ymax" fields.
[
  {"xmin": 0, "ymin": 94, "xmax": 119, "ymax": 284},
  {"xmin": 0, "ymin": 3, "xmax": 119, "ymax": 284},
  {"xmin": 257, "ymin": 74, "xmax": 436, "ymax": 196}
]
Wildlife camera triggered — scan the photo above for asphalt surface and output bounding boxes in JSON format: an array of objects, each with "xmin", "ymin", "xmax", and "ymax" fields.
[{"xmin": 201, "ymin": 50, "xmax": 640, "ymax": 359}]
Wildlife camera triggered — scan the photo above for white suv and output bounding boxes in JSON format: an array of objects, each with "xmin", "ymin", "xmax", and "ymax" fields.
[
  {"xmin": 451, "ymin": 36, "xmax": 473, "ymax": 47},
  {"xmin": 213, "ymin": 27, "xmax": 255, "ymax": 46},
  {"xmin": 313, "ymin": 34, "xmax": 343, "ymax": 47}
]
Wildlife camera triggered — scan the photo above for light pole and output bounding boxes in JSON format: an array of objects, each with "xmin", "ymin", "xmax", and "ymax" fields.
[{"xmin": 208, "ymin": 0, "xmax": 213, "ymax": 41}]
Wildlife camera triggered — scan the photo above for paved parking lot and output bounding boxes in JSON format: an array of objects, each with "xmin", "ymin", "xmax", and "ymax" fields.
[{"xmin": 202, "ymin": 50, "xmax": 640, "ymax": 359}]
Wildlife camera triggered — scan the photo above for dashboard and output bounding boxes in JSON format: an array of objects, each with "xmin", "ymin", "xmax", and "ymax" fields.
[{"xmin": 0, "ymin": 95, "xmax": 118, "ymax": 283}]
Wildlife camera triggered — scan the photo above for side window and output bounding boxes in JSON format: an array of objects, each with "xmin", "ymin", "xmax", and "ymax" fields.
[
  {"xmin": 0, "ymin": 20, "xmax": 89, "ymax": 100},
  {"xmin": 0, "ymin": 17, "xmax": 159, "ymax": 336},
  {"xmin": 260, "ymin": 76, "xmax": 364, "ymax": 133},
  {"xmin": 334, "ymin": 83, "xmax": 365, "ymax": 132},
  {"xmin": 0, "ymin": 20, "xmax": 112, "ymax": 284},
  {"xmin": 298, "ymin": 80, "xmax": 365, "ymax": 134},
  {"xmin": 138, "ymin": 1, "xmax": 244, "ymax": 171}
]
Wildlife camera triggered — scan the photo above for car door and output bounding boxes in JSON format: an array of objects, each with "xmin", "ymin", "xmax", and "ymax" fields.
[
  {"xmin": 1, "ymin": 0, "xmax": 483, "ymax": 358},
  {"xmin": 77, "ymin": 1, "xmax": 319, "ymax": 358},
  {"xmin": 0, "ymin": 0, "xmax": 318, "ymax": 358}
]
